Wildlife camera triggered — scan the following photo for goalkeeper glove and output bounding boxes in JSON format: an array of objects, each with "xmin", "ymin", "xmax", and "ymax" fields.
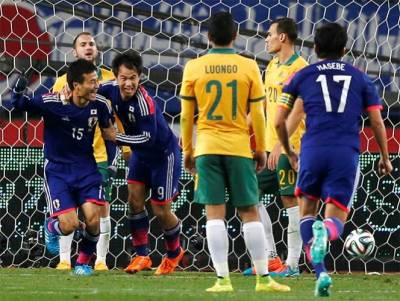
[
  {"xmin": 107, "ymin": 165, "xmax": 117, "ymax": 186},
  {"xmin": 13, "ymin": 73, "xmax": 28, "ymax": 94}
]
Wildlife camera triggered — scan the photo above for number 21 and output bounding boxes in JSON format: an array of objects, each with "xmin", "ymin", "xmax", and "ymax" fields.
[{"xmin": 316, "ymin": 75, "xmax": 352, "ymax": 113}]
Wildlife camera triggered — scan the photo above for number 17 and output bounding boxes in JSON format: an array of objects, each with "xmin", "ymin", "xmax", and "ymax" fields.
[{"xmin": 316, "ymin": 74, "xmax": 352, "ymax": 113}]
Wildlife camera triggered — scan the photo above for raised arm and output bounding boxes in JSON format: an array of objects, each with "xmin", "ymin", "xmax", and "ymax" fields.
[{"xmin": 11, "ymin": 74, "xmax": 45, "ymax": 114}]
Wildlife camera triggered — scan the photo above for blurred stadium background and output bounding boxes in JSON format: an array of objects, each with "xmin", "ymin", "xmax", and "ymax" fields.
[{"xmin": 0, "ymin": 0, "xmax": 399, "ymax": 274}]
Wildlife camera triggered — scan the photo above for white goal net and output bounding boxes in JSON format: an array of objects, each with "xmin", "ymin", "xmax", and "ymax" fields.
[{"xmin": 0, "ymin": 0, "xmax": 399, "ymax": 273}]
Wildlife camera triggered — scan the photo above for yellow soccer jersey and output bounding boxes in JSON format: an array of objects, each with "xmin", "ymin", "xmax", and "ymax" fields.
[
  {"xmin": 180, "ymin": 48, "xmax": 266, "ymax": 158},
  {"xmin": 265, "ymin": 53, "xmax": 307, "ymax": 152},
  {"xmin": 53, "ymin": 67, "xmax": 129, "ymax": 162}
]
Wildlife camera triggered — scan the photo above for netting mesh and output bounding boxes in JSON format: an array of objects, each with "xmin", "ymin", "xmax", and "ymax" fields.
[{"xmin": 0, "ymin": 0, "xmax": 399, "ymax": 273}]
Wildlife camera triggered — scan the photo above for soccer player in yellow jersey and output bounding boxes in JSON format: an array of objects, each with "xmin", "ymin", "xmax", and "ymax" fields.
[
  {"xmin": 244, "ymin": 18, "xmax": 308, "ymax": 277},
  {"xmin": 180, "ymin": 12, "xmax": 290, "ymax": 293},
  {"xmin": 52, "ymin": 32, "xmax": 130, "ymax": 271}
]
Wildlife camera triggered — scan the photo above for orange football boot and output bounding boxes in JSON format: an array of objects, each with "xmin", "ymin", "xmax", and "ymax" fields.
[
  {"xmin": 124, "ymin": 256, "xmax": 152, "ymax": 274},
  {"xmin": 243, "ymin": 256, "xmax": 285, "ymax": 276},
  {"xmin": 154, "ymin": 248, "xmax": 184, "ymax": 276}
]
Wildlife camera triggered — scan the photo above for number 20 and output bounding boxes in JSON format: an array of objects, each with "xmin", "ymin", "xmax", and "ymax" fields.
[{"xmin": 316, "ymin": 75, "xmax": 352, "ymax": 113}]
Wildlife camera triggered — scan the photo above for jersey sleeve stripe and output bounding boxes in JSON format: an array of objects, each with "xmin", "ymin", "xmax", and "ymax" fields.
[
  {"xmin": 249, "ymin": 95, "xmax": 265, "ymax": 102},
  {"xmin": 365, "ymin": 104, "xmax": 383, "ymax": 111},
  {"xmin": 137, "ymin": 86, "xmax": 155, "ymax": 115},
  {"xmin": 96, "ymin": 96, "xmax": 113, "ymax": 113},
  {"xmin": 42, "ymin": 93, "xmax": 61, "ymax": 102},
  {"xmin": 137, "ymin": 92, "xmax": 149, "ymax": 116},
  {"xmin": 116, "ymin": 131, "xmax": 151, "ymax": 144},
  {"xmin": 180, "ymin": 95, "xmax": 196, "ymax": 101}
]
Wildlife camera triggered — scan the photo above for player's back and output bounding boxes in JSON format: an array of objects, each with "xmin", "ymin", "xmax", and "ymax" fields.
[
  {"xmin": 284, "ymin": 59, "xmax": 381, "ymax": 151},
  {"xmin": 184, "ymin": 49, "xmax": 264, "ymax": 158}
]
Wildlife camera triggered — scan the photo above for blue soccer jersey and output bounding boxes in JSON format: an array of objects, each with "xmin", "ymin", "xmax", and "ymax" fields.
[
  {"xmin": 280, "ymin": 59, "xmax": 382, "ymax": 151},
  {"xmin": 98, "ymin": 82, "xmax": 179, "ymax": 158},
  {"xmin": 12, "ymin": 91, "xmax": 114, "ymax": 215},
  {"xmin": 279, "ymin": 59, "xmax": 382, "ymax": 210},
  {"xmin": 12, "ymin": 92, "xmax": 114, "ymax": 164},
  {"xmin": 98, "ymin": 82, "xmax": 181, "ymax": 203}
]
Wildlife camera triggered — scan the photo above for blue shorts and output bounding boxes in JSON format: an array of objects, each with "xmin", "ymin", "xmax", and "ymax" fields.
[
  {"xmin": 295, "ymin": 146, "xmax": 360, "ymax": 212},
  {"xmin": 44, "ymin": 159, "xmax": 106, "ymax": 217},
  {"xmin": 127, "ymin": 148, "xmax": 181, "ymax": 205}
]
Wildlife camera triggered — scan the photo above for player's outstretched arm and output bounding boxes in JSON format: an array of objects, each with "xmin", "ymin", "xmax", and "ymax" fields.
[
  {"xmin": 11, "ymin": 74, "xmax": 44, "ymax": 113},
  {"xmin": 11, "ymin": 74, "xmax": 29, "ymax": 109},
  {"xmin": 368, "ymin": 109, "xmax": 393, "ymax": 175}
]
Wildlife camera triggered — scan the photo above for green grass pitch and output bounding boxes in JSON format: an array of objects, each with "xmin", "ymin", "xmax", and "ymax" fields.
[{"xmin": 0, "ymin": 269, "xmax": 398, "ymax": 300}]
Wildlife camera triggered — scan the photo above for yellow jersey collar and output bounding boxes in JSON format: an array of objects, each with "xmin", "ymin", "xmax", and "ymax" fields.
[
  {"xmin": 208, "ymin": 48, "xmax": 236, "ymax": 54},
  {"xmin": 276, "ymin": 53, "xmax": 300, "ymax": 67}
]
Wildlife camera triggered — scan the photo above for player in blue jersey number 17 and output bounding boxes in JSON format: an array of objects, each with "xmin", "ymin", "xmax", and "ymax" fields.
[
  {"xmin": 275, "ymin": 22, "xmax": 393, "ymax": 297},
  {"xmin": 12, "ymin": 59, "xmax": 117, "ymax": 276}
]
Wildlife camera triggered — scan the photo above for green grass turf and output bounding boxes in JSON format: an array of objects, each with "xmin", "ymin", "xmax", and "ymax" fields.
[{"xmin": 0, "ymin": 269, "xmax": 398, "ymax": 301}]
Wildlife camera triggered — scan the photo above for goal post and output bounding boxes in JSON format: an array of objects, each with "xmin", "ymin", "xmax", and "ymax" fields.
[{"xmin": 0, "ymin": 0, "xmax": 399, "ymax": 273}]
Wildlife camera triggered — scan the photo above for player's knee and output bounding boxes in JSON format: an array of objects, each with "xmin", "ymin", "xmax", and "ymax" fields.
[
  {"xmin": 152, "ymin": 204, "xmax": 171, "ymax": 221},
  {"xmin": 282, "ymin": 196, "xmax": 298, "ymax": 208},
  {"xmin": 237, "ymin": 205, "xmax": 259, "ymax": 223},
  {"xmin": 59, "ymin": 218, "xmax": 80, "ymax": 234},
  {"xmin": 128, "ymin": 197, "xmax": 145, "ymax": 212},
  {"xmin": 85, "ymin": 213, "xmax": 100, "ymax": 229}
]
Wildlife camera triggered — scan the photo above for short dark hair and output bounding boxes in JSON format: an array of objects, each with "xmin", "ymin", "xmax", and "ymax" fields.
[
  {"xmin": 112, "ymin": 50, "xmax": 143, "ymax": 76},
  {"xmin": 72, "ymin": 32, "xmax": 94, "ymax": 49},
  {"xmin": 314, "ymin": 23, "xmax": 347, "ymax": 59},
  {"xmin": 270, "ymin": 18, "xmax": 297, "ymax": 42},
  {"xmin": 208, "ymin": 11, "xmax": 237, "ymax": 46},
  {"xmin": 66, "ymin": 59, "xmax": 97, "ymax": 90}
]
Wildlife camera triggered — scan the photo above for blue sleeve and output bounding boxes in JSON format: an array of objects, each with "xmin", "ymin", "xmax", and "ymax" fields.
[
  {"xmin": 97, "ymin": 99, "xmax": 114, "ymax": 129},
  {"xmin": 282, "ymin": 72, "xmax": 301, "ymax": 98},
  {"xmin": 98, "ymin": 82, "xmax": 113, "ymax": 100},
  {"xmin": 105, "ymin": 140, "xmax": 119, "ymax": 167},
  {"xmin": 280, "ymin": 72, "xmax": 301, "ymax": 109},
  {"xmin": 115, "ymin": 114, "xmax": 156, "ymax": 148},
  {"xmin": 114, "ymin": 86, "xmax": 157, "ymax": 148},
  {"xmin": 361, "ymin": 73, "xmax": 382, "ymax": 110},
  {"xmin": 95, "ymin": 96, "xmax": 119, "ymax": 166},
  {"xmin": 11, "ymin": 92, "xmax": 45, "ymax": 115}
]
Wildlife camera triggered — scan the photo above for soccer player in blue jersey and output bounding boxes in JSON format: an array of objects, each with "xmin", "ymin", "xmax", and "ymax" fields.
[
  {"xmin": 12, "ymin": 59, "xmax": 117, "ymax": 276},
  {"xmin": 275, "ymin": 22, "xmax": 393, "ymax": 296},
  {"xmin": 99, "ymin": 51, "xmax": 184, "ymax": 275}
]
